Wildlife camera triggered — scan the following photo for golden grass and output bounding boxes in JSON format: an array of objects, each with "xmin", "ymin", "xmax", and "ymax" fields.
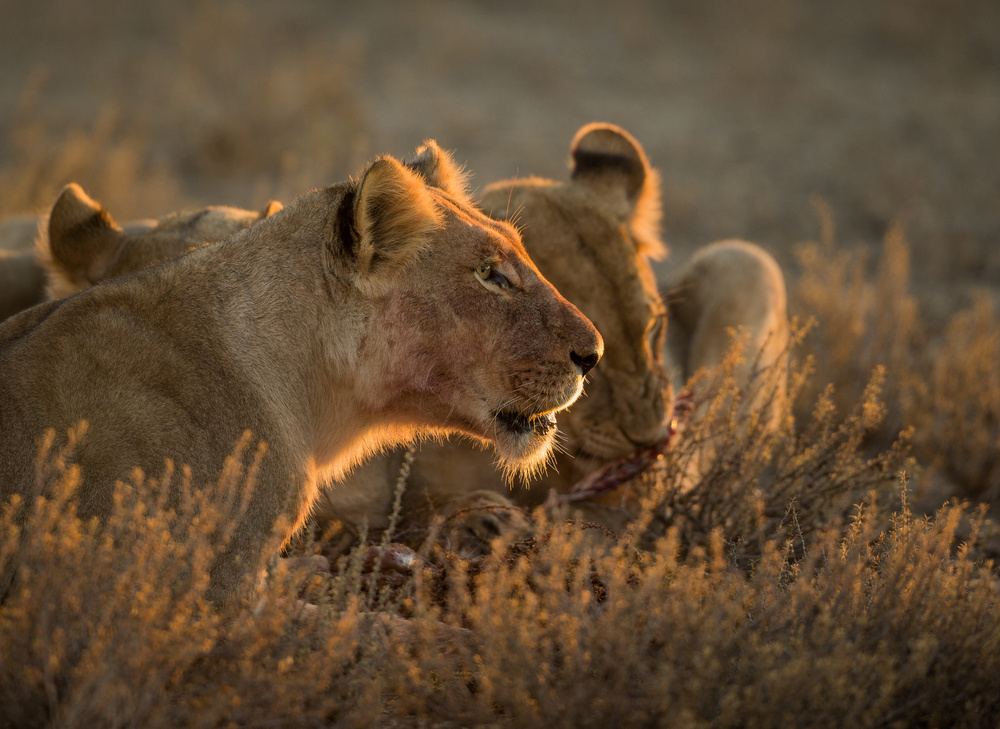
[
  {"xmin": 2, "ymin": 288, "xmax": 994, "ymax": 726},
  {"xmin": 4, "ymin": 86, "xmax": 1000, "ymax": 726},
  {"xmin": 2, "ymin": 423, "xmax": 997, "ymax": 727}
]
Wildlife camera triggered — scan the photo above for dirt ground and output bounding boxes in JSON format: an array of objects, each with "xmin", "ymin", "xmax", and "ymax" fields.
[{"xmin": 1, "ymin": 0, "xmax": 998, "ymax": 319}]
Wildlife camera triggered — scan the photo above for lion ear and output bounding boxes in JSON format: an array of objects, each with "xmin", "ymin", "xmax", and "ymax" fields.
[
  {"xmin": 404, "ymin": 140, "xmax": 473, "ymax": 206},
  {"xmin": 257, "ymin": 200, "xmax": 283, "ymax": 220},
  {"xmin": 41, "ymin": 183, "xmax": 125, "ymax": 297},
  {"xmin": 569, "ymin": 123, "xmax": 666, "ymax": 260},
  {"xmin": 351, "ymin": 156, "xmax": 443, "ymax": 296}
]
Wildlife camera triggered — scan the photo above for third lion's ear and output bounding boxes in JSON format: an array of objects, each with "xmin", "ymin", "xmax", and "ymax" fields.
[
  {"xmin": 351, "ymin": 156, "xmax": 443, "ymax": 297},
  {"xmin": 569, "ymin": 123, "xmax": 665, "ymax": 260},
  {"xmin": 44, "ymin": 183, "xmax": 125, "ymax": 292}
]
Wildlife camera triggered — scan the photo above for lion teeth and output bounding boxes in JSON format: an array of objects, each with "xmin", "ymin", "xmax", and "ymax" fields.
[
  {"xmin": 495, "ymin": 409, "xmax": 556, "ymax": 438},
  {"xmin": 531, "ymin": 413, "xmax": 556, "ymax": 437}
]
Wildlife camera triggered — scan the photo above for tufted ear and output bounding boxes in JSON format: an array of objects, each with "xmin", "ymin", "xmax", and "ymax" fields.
[
  {"xmin": 351, "ymin": 155, "xmax": 443, "ymax": 296},
  {"xmin": 403, "ymin": 140, "xmax": 473, "ymax": 206},
  {"xmin": 569, "ymin": 123, "xmax": 666, "ymax": 259},
  {"xmin": 42, "ymin": 183, "xmax": 125, "ymax": 297}
]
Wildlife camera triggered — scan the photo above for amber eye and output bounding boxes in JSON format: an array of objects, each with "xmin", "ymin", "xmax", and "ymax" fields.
[{"xmin": 475, "ymin": 261, "xmax": 512, "ymax": 290}]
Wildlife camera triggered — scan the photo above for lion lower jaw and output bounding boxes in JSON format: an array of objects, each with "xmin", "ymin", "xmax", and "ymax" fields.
[
  {"xmin": 494, "ymin": 409, "xmax": 557, "ymax": 438},
  {"xmin": 490, "ymin": 418, "xmax": 558, "ymax": 482}
]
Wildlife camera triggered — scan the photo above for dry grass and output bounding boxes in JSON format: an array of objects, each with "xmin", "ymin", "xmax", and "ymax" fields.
[
  {"xmin": 791, "ymin": 200, "xmax": 923, "ymax": 445},
  {"xmin": 4, "ymin": 2, "xmax": 1000, "ymax": 725},
  {"xmin": 1, "ymin": 415, "xmax": 996, "ymax": 727},
  {"xmin": 907, "ymin": 296, "xmax": 1000, "ymax": 504},
  {"xmin": 791, "ymin": 200, "xmax": 1000, "ymax": 515},
  {"xmin": 5, "ymin": 173, "xmax": 999, "ymax": 722}
]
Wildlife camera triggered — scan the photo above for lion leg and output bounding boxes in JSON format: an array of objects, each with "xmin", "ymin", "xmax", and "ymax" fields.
[{"xmin": 663, "ymin": 239, "xmax": 789, "ymax": 431}]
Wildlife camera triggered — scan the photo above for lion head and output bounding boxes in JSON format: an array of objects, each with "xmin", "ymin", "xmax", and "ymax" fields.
[
  {"xmin": 478, "ymin": 123, "xmax": 672, "ymax": 488},
  {"xmin": 38, "ymin": 185, "xmax": 283, "ymax": 300},
  {"xmin": 330, "ymin": 142, "xmax": 604, "ymax": 473}
]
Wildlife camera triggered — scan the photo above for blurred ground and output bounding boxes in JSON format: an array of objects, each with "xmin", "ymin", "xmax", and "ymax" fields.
[{"xmin": 1, "ymin": 0, "xmax": 997, "ymax": 317}]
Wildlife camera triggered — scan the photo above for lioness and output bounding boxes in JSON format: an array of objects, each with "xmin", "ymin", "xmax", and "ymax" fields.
[
  {"xmin": 41, "ymin": 195, "xmax": 284, "ymax": 300},
  {"xmin": 26, "ymin": 124, "xmax": 788, "ymax": 551},
  {"xmin": 0, "ymin": 141, "xmax": 602, "ymax": 603},
  {"xmin": 0, "ymin": 196, "xmax": 281, "ymax": 320},
  {"xmin": 314, "ymin": 123, "xmax": 788, "ymax": 547}
]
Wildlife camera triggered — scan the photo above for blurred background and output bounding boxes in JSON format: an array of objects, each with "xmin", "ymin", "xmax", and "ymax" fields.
[{"xmin": 2, "ymin": 0, "xmax": 997, "ymax": 309}]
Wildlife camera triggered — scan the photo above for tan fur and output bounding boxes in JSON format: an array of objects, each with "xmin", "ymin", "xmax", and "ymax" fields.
[
  {"xmin": 40, "ymin": 184, "xmax": 283, "ymax": 300},
  {"xmin": 663, "ymin": 238, "xmax": 789, "ymax": 429},
  {"xmin": 314, "ymin": 124, "xmax": 789, "ymax": 546},
  {"xmin": 0, "ymin": 195, "xmax": 282, "ymax": 320},
  {"xmin": 0, "ymin": 142, "xmax": 602, "ymax": 603},
  {"xmin": 311, "ymin": 123, "xmax": 676, "ymax": 540}
]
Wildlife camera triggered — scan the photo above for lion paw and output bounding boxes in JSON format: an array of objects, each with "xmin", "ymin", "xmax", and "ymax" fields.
[{"xmin": 437, "ymin": 490, "xmax": 535, "ymax": 557}]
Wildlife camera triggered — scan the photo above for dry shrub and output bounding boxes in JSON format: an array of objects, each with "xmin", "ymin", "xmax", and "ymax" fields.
[
  {"xmin": 585, "ymin": 334, "xmax": 912, "ymax": 566},
  {"xmin": 0, "ymin": 75, "xmax": 183, "ymax": 220},
  {"xmin": 0, "ymin": 427, "xmax": 227, "ymax": 728},
  {"xmin": 2, "ymin": 411, "xmax": 999, "ymax": 727},
  {"xmin": 791, "ymin": 199, "xmax": 922, "ymax": 446},
  {"xmin": 907, "ymin": 295, "xmax": 1000, "ymax": 503},
  {"xmin": 364, "ymin": 492, "xmax": 1000, "ymax": 728},
  {"xmin": 791, "ymin": 201, "xmax": 1000, "ymax": 507},
  {"xmin": 0, "ymin": 430, "xmax": 401, "ymax": 728}
]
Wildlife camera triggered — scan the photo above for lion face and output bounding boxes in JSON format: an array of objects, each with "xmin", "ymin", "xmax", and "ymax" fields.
[
  {"xmin": 344, "ymin": 145, "xmax": 603, "ymax": 475},
  {"xmin": 479, "ymin": 123, "xmax": 672, "ymax": 484}
]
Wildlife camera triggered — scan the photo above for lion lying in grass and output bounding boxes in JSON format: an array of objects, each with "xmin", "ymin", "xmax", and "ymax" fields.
[
  {"xmin": 18, "ymin": 123, "xmax": 787, "ymax": 553},
  {"xmin": 40, "ymin": 196, "xmax": 283, "ymax": 300},
  {"xmin": 0, "ymin": 141, "xmax": 602, "ymax": 603},
  {"xmin": 317, "ymin": 123, "xmax": 789, "ymax": 547}
]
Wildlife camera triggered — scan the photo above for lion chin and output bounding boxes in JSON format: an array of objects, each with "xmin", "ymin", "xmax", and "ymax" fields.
[{"xmin": 491, "ymin": 409, "xmax": 559, "ymax": 479}]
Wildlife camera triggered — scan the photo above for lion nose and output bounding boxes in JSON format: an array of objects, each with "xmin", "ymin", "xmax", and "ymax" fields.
[{"xmin": 570, "ymin": 349, "xmax": 600, "ymax": 376}]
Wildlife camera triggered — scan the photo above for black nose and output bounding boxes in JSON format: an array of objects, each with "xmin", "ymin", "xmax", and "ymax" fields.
[{"xmin": 571, "ymin": 350, "xmax": 600, "ymax": 376}]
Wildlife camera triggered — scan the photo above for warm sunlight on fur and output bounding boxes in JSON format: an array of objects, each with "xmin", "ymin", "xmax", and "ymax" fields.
[
  {"xmin": 1, "ymin": 4, "xmax": 997, "ymax": 721},
  {"xmin": 351, "ymin": 153, "xmax": 443, "ymax": 291},
  {"xmin": 0, "ymin": 142, "xmax": 601, "ymax": 605},
  {"xmin": 39, "ymin": 183, "xmax": 283, "ymax": 300},
  {"xmin": 310, "ymin": 123, "xmax": 791, "ymax": 554}
]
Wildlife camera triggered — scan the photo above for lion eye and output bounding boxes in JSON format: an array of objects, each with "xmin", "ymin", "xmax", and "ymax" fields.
[{"xmin": 475, "ymin": 262, "xmax": 511, "ymax": 289}]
